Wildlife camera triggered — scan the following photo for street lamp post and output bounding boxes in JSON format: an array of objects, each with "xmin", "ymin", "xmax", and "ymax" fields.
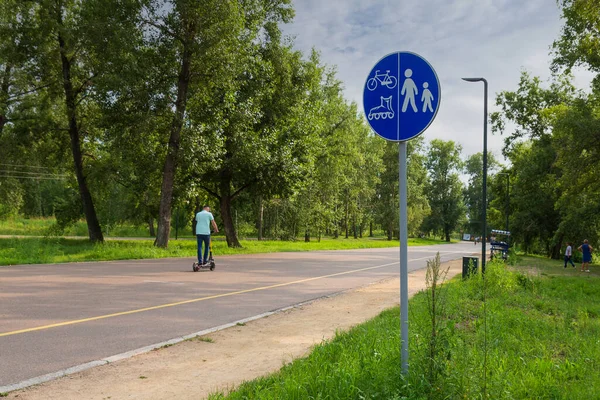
[{"xmin": 462, "ymin": 77, "xmax": 488, "ymax": 273}]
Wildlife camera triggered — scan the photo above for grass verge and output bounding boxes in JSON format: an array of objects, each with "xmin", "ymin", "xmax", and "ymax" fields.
[
  {"xmin": 209, "ymin": 256, "xmax": 600, "ymax": 399},
  {"xmin": 0, "ymin": 236, "xmax": 451, "ymax": 266},
  {"xmin": 0, "ymin": 217, "xmax": 161, "ymax": 237}
]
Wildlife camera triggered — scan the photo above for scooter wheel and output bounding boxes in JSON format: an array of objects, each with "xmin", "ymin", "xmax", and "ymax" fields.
[
  {"xmin": 193, "ymin": 263, "xmax": 199, "ymax": 272},
  {"xmin": 210, "ymin": 261, "xmax": 215, "ymax": 271}
]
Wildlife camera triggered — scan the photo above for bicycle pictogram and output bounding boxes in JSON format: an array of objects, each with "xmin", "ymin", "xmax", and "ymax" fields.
[{"xmin": 367, "ymin": 70, "xmax": 398, "ymax": 91}]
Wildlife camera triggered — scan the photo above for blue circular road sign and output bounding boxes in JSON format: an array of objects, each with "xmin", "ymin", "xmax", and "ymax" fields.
[{"xmin": 363, "ymin": 51, "xmax": 441, "ymax": 141}]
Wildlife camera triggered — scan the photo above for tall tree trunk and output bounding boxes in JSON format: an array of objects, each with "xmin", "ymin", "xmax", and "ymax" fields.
[
  {"xmin": 305, "ymin": 229, "xmax": 310, "ymax": 242},
  {"xmin": 369, "ymin": 221, "xmax": 373, "ymax": 237},
  {"xmin": 550, "ymin": 233, "xmax": 564, "ymax": 260},
  {"xmin": 192, "ymin": 196, "xmax": 201, "ymax": 235},
  {"xmin": 220, "ymin": 197, "xmax": 242, "ymax": 247},
  {"xmin": 0, "ymin": 64, "xmax": 10, "ymax": 137},
  {"xmin": 155, "ymin": 33, "xmax": 194, "ymax": 248},
  {"xmin": 57, "ymin": 33, "xmax": 103, "ymax": 243},
  {"xmin": 148, "ymin": 218, "xmax": 155, "ymax": 237},
  {"xmin": 444, "ymin": 225, "xmax": 451, "ymax": 242},
  {"xmin": 257, "ymin": 196, "xmax": 264, "ymax": 241},
  {"xmin": 219, "ymin": 177, "xmax": 242, "ymax": 248},
  {"xmin": 345, "ymin": 193, "xmax": 349, "ymax": 239}
]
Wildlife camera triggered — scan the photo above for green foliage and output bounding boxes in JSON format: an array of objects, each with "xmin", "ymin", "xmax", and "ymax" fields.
[
  {"xmin": 0, "ymin": 0, "xmax": 466, "ymax": 249},
  {"xmin": 489, "ymin": 2, "xmax": 600, "ymax": 259},
  {"xmin": 463, "ymin": 152, "xmax": 498, "ymax": 234},
  {"xmin": 0, "ymin": 178, "xmax": 23, "ymax": 217},
  {"xmin": 492, "ymin": 69, "xmax": 600, "ymax": 258},
  {"xmin": 422, "ymin": 139, "xmax": 466, "ymax": 242},
  {"xmin": 423, "ymin": 253, "xmax": 450, "ymax": 387},
  {"xmin": 376, "ymin": 138, "xmax": 430, "ymax": 240},
  {"xmin": 553, "ymin": 0, "xmax": 600, "ymax": 74}
]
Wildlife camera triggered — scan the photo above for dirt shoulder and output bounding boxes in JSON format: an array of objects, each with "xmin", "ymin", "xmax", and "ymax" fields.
[{"xmin": 8, "ymin": 259, "xmax": 463, "ymax": 400}]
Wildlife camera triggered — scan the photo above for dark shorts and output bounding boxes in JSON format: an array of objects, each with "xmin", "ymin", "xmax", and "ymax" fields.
[{"xmin": 583, "ymin": 255, "xmax": 592, "ymax": 263}]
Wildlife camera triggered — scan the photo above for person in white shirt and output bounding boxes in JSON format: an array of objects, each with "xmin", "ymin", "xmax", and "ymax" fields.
[
  {"xmin": 195, "ymin": 206, "xmax": 219, "ymax": 266},
  {"xmin": 564, "ymin": 242, "xmax": 575, "ymax": 268}
]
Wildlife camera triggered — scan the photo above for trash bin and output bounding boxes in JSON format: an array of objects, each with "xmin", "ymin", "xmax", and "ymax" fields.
[{"xmin": 462, "ymin": 256, "xmax": 478, "ymax": 279}]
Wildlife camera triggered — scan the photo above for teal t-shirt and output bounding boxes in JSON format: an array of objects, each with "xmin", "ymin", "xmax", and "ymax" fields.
[{"xmin": 195, "ymin": 210, "xmax": 214, "ymax": 235}]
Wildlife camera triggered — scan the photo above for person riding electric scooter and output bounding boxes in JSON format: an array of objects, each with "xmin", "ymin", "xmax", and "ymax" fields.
[{"xmin": 193, "ymin": 205, "xmax": 218, "ymax": 271}]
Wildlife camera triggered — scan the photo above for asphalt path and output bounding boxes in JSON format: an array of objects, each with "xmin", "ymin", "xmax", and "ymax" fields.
[{"xmin": 0, "ymin": 242, "xmax": 476, "ymax": 389}]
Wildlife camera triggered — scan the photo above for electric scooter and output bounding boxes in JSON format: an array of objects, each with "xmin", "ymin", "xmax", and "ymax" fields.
[{"xmin": 193, "ymin": 237, "xmax": 215, "ymax": 272}]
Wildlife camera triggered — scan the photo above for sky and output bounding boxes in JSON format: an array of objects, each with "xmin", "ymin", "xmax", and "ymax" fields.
[{"xmin": 282, "ymin": 0, "xmax": 594, "ymax": 163}]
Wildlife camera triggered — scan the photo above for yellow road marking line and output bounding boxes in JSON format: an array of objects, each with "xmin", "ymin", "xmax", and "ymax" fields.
[{"xmin": 1, "ymin": 261, "xmax": 403, "ymax": 338}]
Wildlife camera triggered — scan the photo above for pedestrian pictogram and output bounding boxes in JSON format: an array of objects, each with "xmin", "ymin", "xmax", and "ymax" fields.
[{"xmin": 401, "ymin": 69, "xmax": 418, "ymax": 112}]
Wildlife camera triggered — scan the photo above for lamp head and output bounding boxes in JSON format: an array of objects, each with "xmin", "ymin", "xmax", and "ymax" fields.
[{"xmin": 462, "ymin": 77, "xmax": 484, "ymax": 82}]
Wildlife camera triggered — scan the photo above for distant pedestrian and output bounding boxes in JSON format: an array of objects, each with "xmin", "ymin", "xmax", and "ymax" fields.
[
  {"xmin": 563, "ymin": 242, "xmax": 575, "ymax": 268},
  {"xmin": 578, "ymin": 239, "xmax": 594, "ymax": 272}
]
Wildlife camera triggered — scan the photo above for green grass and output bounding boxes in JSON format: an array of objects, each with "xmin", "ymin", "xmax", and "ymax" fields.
[
  {"xmin": 0, "ymin": 217, "xmax": 460, "ymax": 244},
  {"xmin": 0, "ymin": 217, "xmax": 193, "ymax": 238},
  {"xmin": 209, "ymin": 256, "xmax": 600, "ymax": 399},
  {"xmin": 0, "ymin": 236, "xmax": 451, "ymax": 266}
]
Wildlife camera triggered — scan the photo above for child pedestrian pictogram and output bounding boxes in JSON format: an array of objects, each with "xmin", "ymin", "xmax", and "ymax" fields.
[{"xmin": 421, "ymin": 82, "xmax": 434, "ymax": 112}]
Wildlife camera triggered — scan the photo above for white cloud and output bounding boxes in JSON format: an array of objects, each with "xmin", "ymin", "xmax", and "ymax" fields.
[{"xmin": 283, "ymin": 0, "xmax": 593, "ymax": 163}]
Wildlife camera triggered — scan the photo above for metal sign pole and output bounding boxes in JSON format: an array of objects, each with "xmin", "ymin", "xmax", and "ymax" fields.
[
  {"xmin": 399, "ymin": 141, "xmax": 408, "ymax": 375},
  {"xmin": 363, "ymin": 51, "xmax": 441, "ymax": 378}
]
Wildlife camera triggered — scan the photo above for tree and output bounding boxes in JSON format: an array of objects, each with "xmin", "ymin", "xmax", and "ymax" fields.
[
  {"xmin": 0, "ymin": 0, "xmax": 145, "ymax": 241},
  {"xmin": 463, "ymin": 152, "xmax": 498, "ymax": 235},
  {"xmin": 422, "ymin": 139, "xmax": 465, "ymax": 242},
  {"xmin": 187, "ymin": 9, "xmax": 322, "ymax": 248},
  {"xmin": 550, "ymin": 0, "xmax": 600, "ymax": 250},
  {"xmin": 552, "ymin": 0, "xmax": 600, "ymax": 75},
  {"xmin": 376, "ymin": 141, "xmax": 399, "ymax": 240},
  {"xmin": 134, "ymin": 0, "xmax": 246, "ymax": 248},
  {"xmin": 375, "ymin": 137, "xmax": 429, "ymax": 240},
  {"xmin": 492, "ymin": 73, "xmax": 578, "ymax": 257},
  {"xmin": 406, "ymin": 137, "xmax": 431, "ymax": 237},
  {"xmin": 550, "ymin": 93, "xmax": 600, "ymax": 249}
]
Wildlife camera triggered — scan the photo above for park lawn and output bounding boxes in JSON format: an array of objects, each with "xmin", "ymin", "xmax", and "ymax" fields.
[
  {"xmin": 209, "ymin": 256, "xmax": 600, "ymax": 400},
  {"xmin": 0, "ymin": 236, "xmax": 452, "ymax": 266},
  {"xmin": 0, "ymin": 217, "xmax": 189, "ymax": 238}
]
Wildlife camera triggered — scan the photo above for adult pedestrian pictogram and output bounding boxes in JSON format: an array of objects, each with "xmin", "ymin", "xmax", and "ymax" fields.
[
  {"xmin": 401, "ymin": 69, "xmax": 418, "ymax": 112},
  {"xmin": 362, "ymin": 51, "xmax": 441, "ymax": 141}
]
